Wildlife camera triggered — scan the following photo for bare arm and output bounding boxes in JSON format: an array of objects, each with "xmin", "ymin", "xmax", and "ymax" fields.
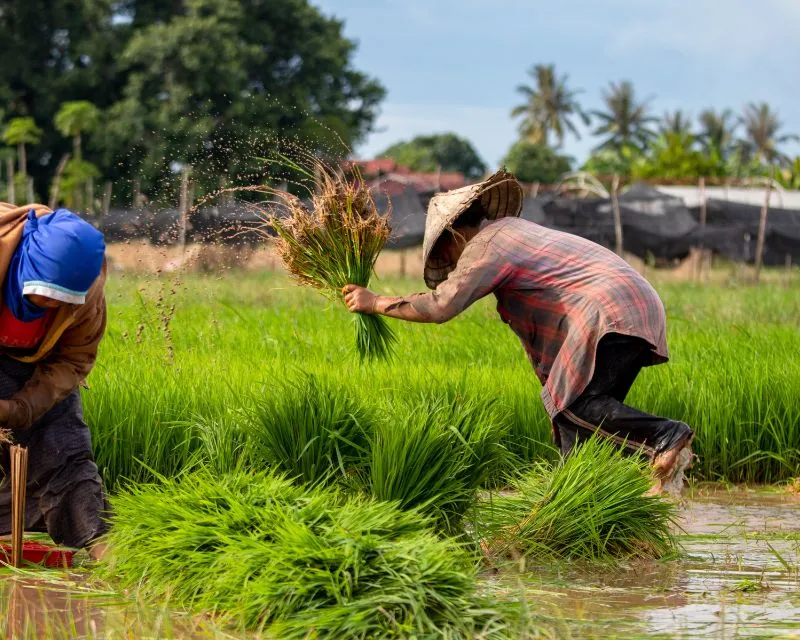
[{"xmin": 343, "ymin": 232, "xmax": 511, "ymax": 324}]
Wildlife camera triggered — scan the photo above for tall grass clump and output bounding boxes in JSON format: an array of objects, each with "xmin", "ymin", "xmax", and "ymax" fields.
[
  {"xmin": 101, "ymin": 470, "xmax": 515, "ymax": 638},
  {"xmin": 480, "ymin": 437, "xmax": 677, "ymax": 561},
  {"xmin": 245, "ymin": 374, "xmax": 373, "ymax": 486},
  {"xmin": 367, "ymin": 393, "xmax": 509, "ymax": 536},
  {"xmin": 268, "ymin": 159, "xmax": 396, "ymax": 361}
]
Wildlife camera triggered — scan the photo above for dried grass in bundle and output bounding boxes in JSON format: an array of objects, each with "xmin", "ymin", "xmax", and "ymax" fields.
[{"xmin": 265, "ymin": 158, "xmax": 396, "ymax": 361}]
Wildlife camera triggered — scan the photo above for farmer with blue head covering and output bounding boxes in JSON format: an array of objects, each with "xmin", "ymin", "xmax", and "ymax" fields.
[{"xmin": 0, "ymin": 202, "xmax": 110, "ymax": 560}]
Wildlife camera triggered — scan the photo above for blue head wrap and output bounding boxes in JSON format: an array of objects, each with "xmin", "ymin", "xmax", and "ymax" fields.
[{"xmin": 4, "ymin": 209, "xmax": 106, "ymax": 321}]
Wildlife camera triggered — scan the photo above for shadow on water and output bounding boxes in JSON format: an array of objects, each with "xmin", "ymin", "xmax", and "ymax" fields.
[{"xmin": 488, "ymin": 485, "xmax": 800, "ymax": 639}]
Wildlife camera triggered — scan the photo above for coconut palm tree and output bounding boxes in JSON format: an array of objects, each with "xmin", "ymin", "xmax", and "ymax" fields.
[
  {"xmin": 591, "ymin": 81, "xmax": 657, "ymax": 151},
  {"xmin": 3, "ymin": 117, "xmax": 43, "ymax": 176},
  {"xmin": 697, "ymin": 108, "xmax": 739, "ymax": 158},
  {"xmin": 511, "ymin": 64, "xmax": 589, "ymax": 147},
  {"xmin": 739, "ymin": 102, "xmax": 798, "ymax": 165},
  {"xmin": 54, "ymin": 101, "xmax": 101, "ymax": 162},
  {"xmin": 660, "ymin": 110, "xmax": 694, "ymax": 137}
]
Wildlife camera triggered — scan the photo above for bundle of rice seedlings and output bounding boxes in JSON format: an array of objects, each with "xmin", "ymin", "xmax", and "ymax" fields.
[
  {"xmin": 244, "ymin": 374, "xmax": 373, "ymax": 487},
  {"xmin": 101, "ymin": 469, "xmax": 516, "ymax": 638},
  {"xmin": 479, "ymin": 437, "xmax": 677, "ymax": 561},
  {"xmin": 268, "ymin": 160, "xmax": 396, "ymax": 361},
  {"xmin": 367, "ymin": 393, "xmax": 509, "ymax": 536}
]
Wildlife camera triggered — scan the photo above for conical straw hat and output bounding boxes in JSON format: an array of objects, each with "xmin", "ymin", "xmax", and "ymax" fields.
[{"xmin": 422, "ymin": 169, "xmax": 523, "ymax": 289}]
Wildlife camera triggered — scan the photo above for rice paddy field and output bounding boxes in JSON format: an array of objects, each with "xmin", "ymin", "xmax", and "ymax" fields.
[{"xmin": 2, "ymin": 264, "xmax": 800, "ymax": 638}]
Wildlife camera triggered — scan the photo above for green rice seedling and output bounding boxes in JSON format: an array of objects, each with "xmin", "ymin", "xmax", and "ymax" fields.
[
  {"xmin": 100, "ymin": 470, "xmax": 518, "ymax": 638},
  {"xmin": 479, "ymin": 437, "xmax": 677, "ymax": 561},
  {"xmin": 268, "ymin": 160, "xmax": 396, "ymax": 361},
  {"xmin": 367, "ymin": 393, "xmax": 509, "ymax": 536},
  {"xmin": 244, "ymin": 373, "xmax": 373, "ymax": 487}
]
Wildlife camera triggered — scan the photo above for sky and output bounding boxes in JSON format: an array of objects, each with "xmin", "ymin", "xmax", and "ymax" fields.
[{"xmin": 313, "ymin": 0, "xmax": 800, "ymax": 168}]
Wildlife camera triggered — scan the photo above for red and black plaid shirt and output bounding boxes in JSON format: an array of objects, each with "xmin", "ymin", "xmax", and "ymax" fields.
[{"xmin": 401, "ymin": 218, "xmax": 668, "ymax": 417}]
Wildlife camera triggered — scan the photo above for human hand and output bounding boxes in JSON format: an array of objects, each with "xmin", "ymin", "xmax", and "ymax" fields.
[{"xmin": 342, "ymin": 285, "xmax": 378, "ymax": 314}]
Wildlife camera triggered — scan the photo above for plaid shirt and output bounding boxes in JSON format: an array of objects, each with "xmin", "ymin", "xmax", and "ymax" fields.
[{"xmin": 401, "ymin": 218, "xmax": 668, "ymax": 417}]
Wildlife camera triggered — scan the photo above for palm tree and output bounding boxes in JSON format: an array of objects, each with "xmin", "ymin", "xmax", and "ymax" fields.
[
  {"xmin": 591, "ymin": 81, "xmax": 657, "ymax": 151},
  {"xmin": 3, "ymin": 117, "xmax": 43, "ymax": 176},
  {"xmin": 54, "ymin": 101, "xmax": 101, "ymax": 162},
  {"xmin": 511, "ymin": 64, "xmax": 589, "ymax": 147},
  {"xmin": 697, "ymin": 108, "xmax": 739, "ymax": 158},
  {"xmin": 660, "ymin": 110, "xmax": 694, "ymax": 137},
  {"xmin": 739, "ymin": 103, "xmax": 798, "ymax": 165}
]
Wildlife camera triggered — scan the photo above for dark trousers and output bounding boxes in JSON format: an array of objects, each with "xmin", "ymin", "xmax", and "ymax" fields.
[
  {"xmin": 554, "ymin": 333, "xmax": 693, "ymax": 459},
  {"xmin": 0, "ymin": 357, "xmax": 110, "ymax": 550}
]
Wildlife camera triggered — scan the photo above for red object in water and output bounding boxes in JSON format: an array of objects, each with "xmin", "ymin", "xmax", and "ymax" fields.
[{"xmin": 0, "ymin": 541, "xmax": 74, "ymax": 568}]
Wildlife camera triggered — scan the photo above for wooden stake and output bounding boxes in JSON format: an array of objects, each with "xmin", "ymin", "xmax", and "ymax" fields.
[
  {"xmin": 178, "ymin": 165, "xmax": 192, "ymax": 252},
  {"xmin": 611, "ymin": 174, "xmax": 624, "ymax": 256},
  {"xmin": 785, "ymin": 253, "xmax": 793, "ymax": 288},
  {"xmin": 10, "ymin": 445, "xmax": 28, "ymax": 568},
  {"xmin": 102, "ymin": 182, "xmax": 113, "ymax": 217},
  {"xmin": 133, "ymin": 178, "xmax": 142, "ymax": 207},
  {"xmin": 531, "ymin": 182, "xmax": 540, "ymax": 198},
  {"xmin": 754, "ymin": 176, "xmax": 773, "ymax": 283},
  {"xmin": 399, "ymin": 248, "xmax": 407, "ymax": 278},
  {"xmin": 698, "ymin": 177, "xmax": 707, "ymax": 228}
]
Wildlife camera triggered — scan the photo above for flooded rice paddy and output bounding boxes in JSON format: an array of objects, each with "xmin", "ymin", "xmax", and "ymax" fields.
[{"xmin": 2, "ymin": 485, "xmax": 798, "ymax": 639}]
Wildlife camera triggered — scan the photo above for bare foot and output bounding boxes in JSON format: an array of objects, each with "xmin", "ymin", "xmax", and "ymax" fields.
[{"xmin": 88, "ymin": 541, "xmax": 108, "ymax": 562}]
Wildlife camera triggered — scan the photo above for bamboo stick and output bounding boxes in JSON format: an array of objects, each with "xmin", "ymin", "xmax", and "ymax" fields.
[
  {"xmin": 10, "ymin": 444, "xmax": 28, "ymax": 568},
  {"xmin": 611, "ymin": 174, "xmax": 624, "ymax": 256},
  {"xmin": 754, "ymin": 178, "xmax": 773, "ymax": 284}
]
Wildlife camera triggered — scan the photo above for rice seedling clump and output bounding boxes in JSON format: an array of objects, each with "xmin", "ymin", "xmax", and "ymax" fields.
[
  {"xmin": 479, "ymin": 437, "xmax": 677, "ymax": 561},
  {"xmin": 268, "ymin": 161, "xmax": 396, "ymax": 361},
  {"xmin": 367, "ymin": 393, "xmax": 509, "ymax": 536},
  {"xmin": 101, "ymin": 470, "xmax": 514, "ymax": 638},
  {"xmin": 245, "ymin": 373, "xmax": 373, "ymax": 487}
]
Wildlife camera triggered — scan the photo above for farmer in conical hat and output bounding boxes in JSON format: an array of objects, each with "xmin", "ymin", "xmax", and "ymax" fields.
[
  {"xmin": 0, "ymin": 203, "xmax": 109, "ymax": 559},
  {"xmin": 344, "ymin": 169, "xmax": 693, "ymax": 494}
]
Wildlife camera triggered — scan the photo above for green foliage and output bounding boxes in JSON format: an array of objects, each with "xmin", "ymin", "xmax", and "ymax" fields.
[
  {"xmin": 739, "ymin": 102, "xmax": 799, "ymax": 166},
  {"xmin": 2, "ymin": 117, "xmax": 42, "ymax": 147},
  {"xmin": 54, "ymin": 101, "xmax": 101, "ymax": 139},
  {"xmin": 101, "ymin": 469, "xmax": 514, "ymax": 637},
  {"xmin": 367, "ymin": 391, "xmax": 509, "ymax": 535},
  {"xmin": 581, "ymin": 144, "xmax": 643, "ymax": 176},
  {"xmin": 631, "ymin": 133, "xmax": 727, "ymax": 179},
  {"xmin": 501, "ymin": 140, "xmax": 572, "ymax": 183},
  {"xmin": 511, "ymin": 64, "xmax": 589, "ymax": 147},
  {"xmin": 480, "ymin": 437, "xmax": 677, "ymax": 561},
  {"xmin": 245, "ymin": 374, "xmax": 374, "ymax": 487},
  {"xmin": 379, "ymin": 133, "xmax": 487, "ymax": 179},
  {"xmin": 58, "ymin": 158, "xmax": 101, "ymax": 208},
  {"xmin": 591, "ymin": 81, "xmax": 657, "ymax": 151}
]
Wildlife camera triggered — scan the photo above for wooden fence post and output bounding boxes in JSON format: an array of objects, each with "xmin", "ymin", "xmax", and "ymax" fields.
[
  {"xmin": 753, "ymin": 177, "xmax": 773, "ymax": 283},
  {"xmin": 102, "ymin": 182, "xmax": 113, "ymax": 217},
  {"xmin": 611, "ymin": 174, "xmax": 624, "ymax": 256},
  {"xmin": 178, "ymin": 165, "xmax": 192, "ymax": 252}
]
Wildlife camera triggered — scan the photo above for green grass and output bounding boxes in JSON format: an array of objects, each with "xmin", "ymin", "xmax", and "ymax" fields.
[
  {"xmin": 478, "ymin": 437, "xmax": 678, "ymax": 561},
  {"xmin": 86, "ymin": 271, "xmax": 800, "ymax": 490},
  {"xmin": 100, "ymin": 469, "xmax": 517, "ymax": 638}
]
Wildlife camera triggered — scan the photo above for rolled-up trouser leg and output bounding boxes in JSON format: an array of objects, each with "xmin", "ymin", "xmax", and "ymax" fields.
[
  {"xmin": 0, "ymin": 359, "xmax": 110, "ymax": 550},
  {"xmin": 555, "ymin": 333, "xmax": 693, "ymax": 459}
]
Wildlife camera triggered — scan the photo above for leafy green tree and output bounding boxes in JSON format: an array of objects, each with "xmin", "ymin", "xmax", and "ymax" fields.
[
  {"xmin": 501, "ymin": 140, "xmax": 572, "ymax": 184},
  {"xmin": 591, "ymin": 81, "xmax": 657, "ymax": 151},
  {"xmin": 54, "ymin": 101, "xmax": 101, "ymax": 161},
  {"xmin": 511, "ymin": 64, "xmax": 589, "ymax": 147},
  {"xmin": 378, "ymin": 134, "xmax": 486, "ymax": 179},
  {"xmin": 739, "ymin": 103, "xmax": 798, "ymax": 166},
  {"xmin": 698, "ymin": 108, "xmax": 738, "ymax": 159},
  {"xmin": 581, "ymin": 145, "xmax": 643, "ymax": 176},
  {"xmin": 660, "ymin": 110, "xmax": 694, "ymax": 137},
  {"xmin": 631, "ymin": 133, "xmax": 726, "ymax": 179},
  {"xmin": 105, "ymin": 0, "xmax": 385, "ymax": 201},
  {"xmin": 3, "ymin": 117, "xmax": 43, "ymax": 175}
]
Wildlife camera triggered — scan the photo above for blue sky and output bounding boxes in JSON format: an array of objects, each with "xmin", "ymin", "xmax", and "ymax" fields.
[{"xmin": 313, "ymin": 0, "xmax": 800, "ymax": 167}]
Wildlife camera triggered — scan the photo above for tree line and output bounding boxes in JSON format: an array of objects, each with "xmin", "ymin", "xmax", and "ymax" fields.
[
  {"xmin": 379, "ymin": 64, "xmax": 800, "ymax": 188},
  {"xmin": 0, "ymin": 0, "xmax": 384, "ymax": 208}
]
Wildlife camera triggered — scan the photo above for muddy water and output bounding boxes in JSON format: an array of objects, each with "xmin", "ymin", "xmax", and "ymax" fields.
[
  {"xmin": 1, "ymin": 486, "xmax": 798, "ymax": 639},
  {"xmin": 490, "ymin": 486, "xmax": 800, "ymax": 639}
]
